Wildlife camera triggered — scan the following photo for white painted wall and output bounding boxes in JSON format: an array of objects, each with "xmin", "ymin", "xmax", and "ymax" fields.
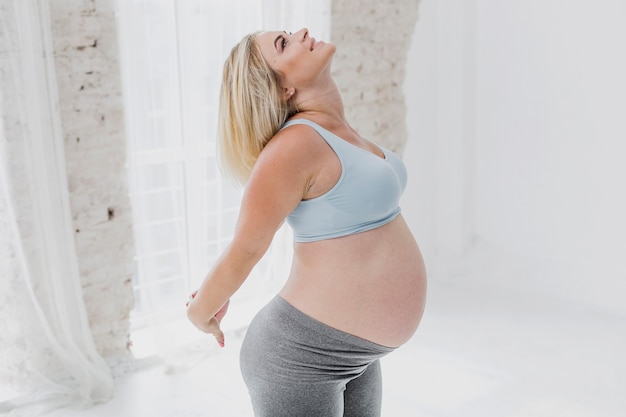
[
  {"xmin": 403, "ymin": 0, "xmax": 626, "ymax": 315},
  {"xmin": 402, "ymin": 0, "xmax": 476, "ymax": 263}
]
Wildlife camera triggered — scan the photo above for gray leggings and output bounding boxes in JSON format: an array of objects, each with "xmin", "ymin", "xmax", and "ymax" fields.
[{"xmin": 240, "ymin": 296, "xmax": 394, "ymax": 417}]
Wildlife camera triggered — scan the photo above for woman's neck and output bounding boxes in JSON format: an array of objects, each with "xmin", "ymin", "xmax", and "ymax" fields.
[{"xmin": 293, "ymin": 78, "xmax": 349, "ymax": 126}]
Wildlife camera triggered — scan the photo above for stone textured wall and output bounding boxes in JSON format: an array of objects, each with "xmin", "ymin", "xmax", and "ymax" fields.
[
  {"xmin": 49, "ymin": 0, "xmax": 134, "ymax": 359},
  {"xmin": 331, "ymin": 0, "xmax": 421, "ymax": 156}
]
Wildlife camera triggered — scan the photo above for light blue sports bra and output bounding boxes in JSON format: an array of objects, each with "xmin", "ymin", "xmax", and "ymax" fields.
[{"xmin": 282, "ymin": 119, "xmax": 407, "ymax": 243}]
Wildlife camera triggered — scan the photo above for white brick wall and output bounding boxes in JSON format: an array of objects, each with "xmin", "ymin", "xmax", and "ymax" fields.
[
  {"xmin": 49, "ymin": 0, "xmax": 134, "ymax": 359},
  {"xmin": 331, "ymin": 0, "xmax": 421, "ymax": 155}
]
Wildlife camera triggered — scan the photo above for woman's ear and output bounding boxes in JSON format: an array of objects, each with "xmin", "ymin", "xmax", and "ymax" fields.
[{"xmin": 284, "ymin": 87, "xmax": 295, "ymax": 100}]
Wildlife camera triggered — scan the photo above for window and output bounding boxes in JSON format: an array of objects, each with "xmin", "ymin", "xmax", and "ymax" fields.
[{"xmin": 117, "ymin": 0, "xmax": 331, "ymax": 359}]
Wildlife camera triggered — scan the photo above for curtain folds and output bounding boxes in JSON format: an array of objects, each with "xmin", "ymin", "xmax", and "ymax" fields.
[{"xmin": 0, "ymin": 0, "xmax": 113, "ymax": 415}]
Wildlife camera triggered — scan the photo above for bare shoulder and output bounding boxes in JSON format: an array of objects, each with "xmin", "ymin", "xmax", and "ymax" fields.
[
  {"xmin": 243, "ymin": 123, "xmax": 322, "ymax": 201},
  {"xmin": 260, "ymin": 122, "xmax": 325, "ymax": 163},
  {"xmin": 252, "ymin": 123, "xmax": 328, "ymax": 180}
]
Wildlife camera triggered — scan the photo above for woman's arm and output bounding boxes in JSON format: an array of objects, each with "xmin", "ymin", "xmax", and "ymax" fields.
[{"xmin": 186, "ymin": 125, "xmax": 316, "ymax": 345}]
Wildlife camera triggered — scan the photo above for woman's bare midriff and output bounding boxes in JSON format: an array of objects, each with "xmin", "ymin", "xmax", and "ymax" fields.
[{"xmin": 279, "ymin": 214, "xmax": 427, "ymax": 348}]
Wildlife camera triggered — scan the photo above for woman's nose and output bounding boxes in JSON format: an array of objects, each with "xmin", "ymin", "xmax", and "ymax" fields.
[{"xmin": 295, "ymin": 28, "xmax": 309, "ymax": 41}]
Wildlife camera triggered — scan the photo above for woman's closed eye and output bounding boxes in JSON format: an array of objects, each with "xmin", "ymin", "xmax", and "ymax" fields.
[{"xmin": 279, "ymin": 31, "xmax": 292, "ymax": 51}]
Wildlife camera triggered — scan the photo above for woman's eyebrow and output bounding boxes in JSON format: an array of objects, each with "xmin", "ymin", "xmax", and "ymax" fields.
[
  {"xmin": 274, "ymin": 31, "xmax": 289, "ymax": 51},
  {"xmin": 274, "ymin": 34, "xmax": 282, "ymax": 50}
]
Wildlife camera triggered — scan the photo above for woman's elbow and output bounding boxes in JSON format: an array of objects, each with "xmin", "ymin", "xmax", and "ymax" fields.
[{"xmin": 186, "ymin": 301, "xmax": 206, "ymax": 329}]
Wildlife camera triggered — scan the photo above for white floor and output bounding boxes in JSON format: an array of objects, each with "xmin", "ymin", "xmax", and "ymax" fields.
[{"xmin": 37, "ymin": 271, "xmax": 626, "ymax": 417}]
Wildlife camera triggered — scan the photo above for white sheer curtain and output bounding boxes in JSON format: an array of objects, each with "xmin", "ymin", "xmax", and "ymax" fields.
[
  {"xmin": 115, "ymin": 0, "xmax": 331, "ymax": 370},
  {"xmin": 0, "ymin": 0, "xmax": 113, "ymax": 415}
]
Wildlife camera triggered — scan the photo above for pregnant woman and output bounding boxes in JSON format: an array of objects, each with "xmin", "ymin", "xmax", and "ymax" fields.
[{"xmin": 187, "ymin": 28, "xmax": 427, "ymax": 417}]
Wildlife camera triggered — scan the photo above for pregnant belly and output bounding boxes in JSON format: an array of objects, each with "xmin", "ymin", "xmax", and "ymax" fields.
[{"xmin": 279, "ymin": 216, "xmax": 427, "ymax": 348}]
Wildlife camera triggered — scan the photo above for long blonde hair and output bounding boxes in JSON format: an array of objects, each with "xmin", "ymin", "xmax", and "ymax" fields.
[{"xmin": 217, "ymin": 32, "xmax": 297, "ymax": 186}]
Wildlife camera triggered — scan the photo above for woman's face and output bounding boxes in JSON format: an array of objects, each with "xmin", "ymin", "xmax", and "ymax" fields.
[{"xmin": 256, "ymin": 28, "xmax": 335, "ymax": 93}]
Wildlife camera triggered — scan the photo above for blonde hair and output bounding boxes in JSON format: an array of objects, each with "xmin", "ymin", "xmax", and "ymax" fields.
[{"xmin": 217, "ymin": 32, "xmax": 297, "ymax": 186}]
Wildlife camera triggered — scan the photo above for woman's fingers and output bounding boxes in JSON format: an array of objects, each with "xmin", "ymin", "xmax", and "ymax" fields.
[
  {"xmin": 185, "ymin": 290, "xmax": 198, "ymax": 307},
  {"xmin": 209, "ymin": 316, "xmax": 225, "ymax": 348},
  {"xmin": 185, "ymin": 291, "xmax": 227, "ymax": 347},
  {"xmin": 215, "ymin": 329, "xmax": 225, "ymax": 348}
]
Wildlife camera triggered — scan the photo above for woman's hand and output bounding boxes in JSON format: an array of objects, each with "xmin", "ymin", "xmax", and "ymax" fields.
[{"xmin": 187, "ymin": 291, "xmax": 230, "ymax": 348}]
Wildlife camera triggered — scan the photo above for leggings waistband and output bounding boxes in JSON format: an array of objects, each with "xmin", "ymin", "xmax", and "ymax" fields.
[{"xmin": 272, "ymin": 295, "xmax": 395, "ymax": 354}]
